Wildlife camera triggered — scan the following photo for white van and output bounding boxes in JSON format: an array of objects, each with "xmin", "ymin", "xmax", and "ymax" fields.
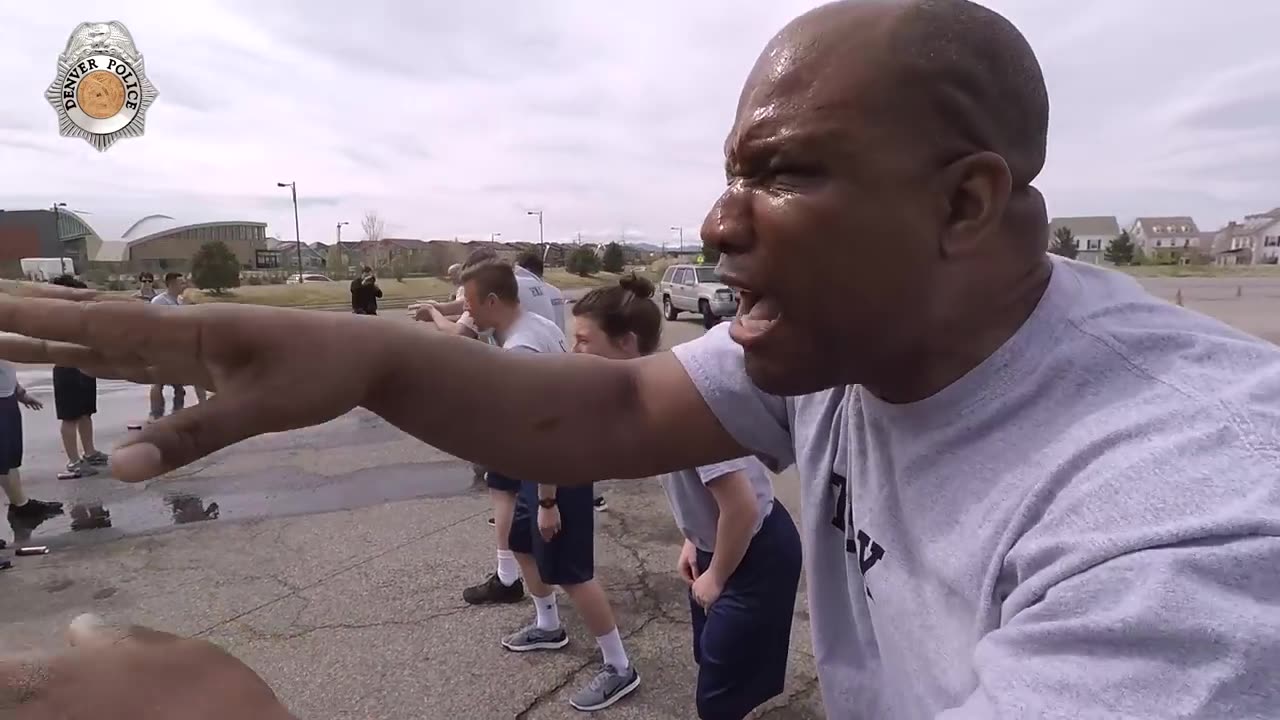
[{"xmin": 20, "ymin": 258, "xmax": 75, "ymax": 281}]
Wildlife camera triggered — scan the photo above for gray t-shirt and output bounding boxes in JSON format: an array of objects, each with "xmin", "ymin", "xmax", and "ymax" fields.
[
  {"xmin": 672, "ymin": 256, "xmax": 1280, "ymax": 719},
  {"xmin": 498, "ymin": 310, "xmax": 566, "ymax": 355},
  {"xmin": 150, "ymin": 291, "xmax": 183, "ymax": 307},
  {"xmin": 661, "ymin": 456, "xmax": 775, "ymax": 553}
]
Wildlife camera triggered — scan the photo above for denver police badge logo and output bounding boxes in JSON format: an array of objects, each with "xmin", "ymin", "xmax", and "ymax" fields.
[{"xmin": 45, "ymin": 21, "xmax": 159, "ymax": 152}]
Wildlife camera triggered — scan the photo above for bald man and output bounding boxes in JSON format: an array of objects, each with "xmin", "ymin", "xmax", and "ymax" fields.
[{"xmin": 3, "ymin": 1, "xmax": 1279, "ymax": 719}]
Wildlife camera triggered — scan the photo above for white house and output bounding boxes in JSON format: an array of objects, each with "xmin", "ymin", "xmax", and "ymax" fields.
[
  {"xmin": 1048, "ymin": 216, "xmax": 1120, "ymax": 264},
  {"xmin": 1212, "ymin": 208, "xmax": 1280, "ymax": 266},
  {"xmin": 1129, "ymin": 216, "xmax": 1201, "ymax": 262}
]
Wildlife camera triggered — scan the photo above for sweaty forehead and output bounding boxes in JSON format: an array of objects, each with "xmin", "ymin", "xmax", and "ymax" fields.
[{"xmin": 726, "ymin": 4, "xmax": 900, "ymax": 158}]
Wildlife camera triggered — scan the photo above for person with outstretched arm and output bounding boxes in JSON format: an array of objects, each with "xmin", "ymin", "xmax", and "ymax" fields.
[{"xmin": 2, "ymin": 1, "xmax": 1279, "ymax": 719}]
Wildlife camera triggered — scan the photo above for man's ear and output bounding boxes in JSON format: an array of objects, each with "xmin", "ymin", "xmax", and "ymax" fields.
[{"xmin": 936, "ymin": 151, "xmax": 1012, "ymax": 259}]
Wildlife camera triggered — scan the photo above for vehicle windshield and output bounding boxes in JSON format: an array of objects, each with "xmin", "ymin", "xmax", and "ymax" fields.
[{"xmin": 695, "ymin": 267, "xmax": 720, "ymax": 283}]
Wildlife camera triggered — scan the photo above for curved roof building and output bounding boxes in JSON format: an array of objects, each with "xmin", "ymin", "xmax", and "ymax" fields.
[{"xmin": 123, "ymin": 214, "xmax": 268, "ymax": 268}]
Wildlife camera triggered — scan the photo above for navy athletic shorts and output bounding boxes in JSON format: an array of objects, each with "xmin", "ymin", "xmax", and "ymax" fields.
[
  {"xmin": 0, "ymin": 394, "xmax": 23, "ymax": 474},
  {"xmin": 507, "ymin": 478, "xmax": 595, "ymax": 586},
  {"xmin": 485, "ymin": 470, "xmax": 522, "ymax": 493},
  {"xmin": 690, "ymin": 501, "xmax": 802, "ymax": 720},
  {"xmin": 52, "ymin": 366, "xmax": 97, "ymax": 421}
]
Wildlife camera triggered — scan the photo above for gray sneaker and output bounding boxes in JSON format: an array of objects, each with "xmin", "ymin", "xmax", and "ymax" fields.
[
  {"xmin": 57, "ymin": 459, "xmax": 99, "ymax": 480},
  {"xmin": 569, "ymin": 663, "xmax": 641, "ymax": 712},
  {"xmin": 83, "ymin": 451, "xmax": 109, "ymax": 466},
  {"xmin": 501, "ymin": 624, "xmax": 569, "ymax": 653}
]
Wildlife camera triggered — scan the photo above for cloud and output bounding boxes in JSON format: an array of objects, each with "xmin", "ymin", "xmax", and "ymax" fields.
[{"xmin": 1, "ymin": 0, "xmax": 1277, "ymax": 248}]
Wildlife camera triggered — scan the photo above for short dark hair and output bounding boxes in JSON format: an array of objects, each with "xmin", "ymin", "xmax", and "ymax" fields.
[
  {"xmin": 138, "ymin": 271, "xmax": 154, "ymax": 282},
  {"xmin": 460, "ymin": 258, "xmax": 519, "ymax": 304},
  {"xmin": 50, "ymin": 273, "xmax": 87, "ymax": 290},
  {"xmin": 164, "ymin": 272, "xmax": 183, "ymax": 284},
  {"xmin": 462, "ymin": 248, "xmax": 499, "ymax": 269},
  {"xmin": 515, "ymin": 251, "xmax": 544, "ymax": 278},
  {"xmin": 361, "ymin": 266, "xmax": 373, "ymax": 273},
  {"xmin": 573, "ymin": 273, "xmax": 662, "ymax": 355}
]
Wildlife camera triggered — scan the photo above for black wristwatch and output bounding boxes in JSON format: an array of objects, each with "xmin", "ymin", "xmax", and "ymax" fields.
[{"xmin": 538, "ymin": 497, "xmax": 558, "ymax": 509}]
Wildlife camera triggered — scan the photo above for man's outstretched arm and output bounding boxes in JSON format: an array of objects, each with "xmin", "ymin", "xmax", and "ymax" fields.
[
  {"xmin": 364, "ymin": 318, "xmax": 743, "ymax": 484},
  {"xmin": 0, "ymin": 298, "xmax": 744, "ymax": 484}
]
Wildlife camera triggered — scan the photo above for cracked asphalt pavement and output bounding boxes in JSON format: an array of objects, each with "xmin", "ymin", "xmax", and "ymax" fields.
[{"xmin": 0, "ymin": 312, "xmax": 825, "ymax": 718}]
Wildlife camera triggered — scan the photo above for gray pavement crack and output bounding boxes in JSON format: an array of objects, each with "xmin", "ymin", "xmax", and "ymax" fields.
[
  {"xmin": 191, "ymin": 508, "xmax": 490, "ymax": 639},
  {"xmin": 235, "ymin": 606, "xmax": 471, "ymax": 642}
]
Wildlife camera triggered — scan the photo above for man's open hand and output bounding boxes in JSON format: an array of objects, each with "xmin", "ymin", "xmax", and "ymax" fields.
[
  {"xmin": 0, "ymin": 297, "xmax": 389, "ymax": 481},
  {"xmin": 0, "ymin": 614, "xmax": 294, "ymax": 720}
]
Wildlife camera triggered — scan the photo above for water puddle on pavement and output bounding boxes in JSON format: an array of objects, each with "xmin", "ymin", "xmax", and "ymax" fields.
[{"xmin": 7, "ymin": 461, "xmax": 477, "ymax": 549}]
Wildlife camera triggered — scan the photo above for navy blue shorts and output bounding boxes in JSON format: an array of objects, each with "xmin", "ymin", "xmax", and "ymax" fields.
[
  {"xmin": 485, "ymin": 470, "xmax": 522, "ymax": 493},
  {"xmin": 0, "ymin": 394, "xmax": 23, "ymax": 474},
  {"xmin": 53, "ymin": 366, "xmax": 96, "ymax": 421},
  {"xmin": 508, "ymin": 479, "xmax": 595, "ymax": 586},
  {"xmin": 690, "ymin": 502, "xmax": 802, "ymax": 720}
]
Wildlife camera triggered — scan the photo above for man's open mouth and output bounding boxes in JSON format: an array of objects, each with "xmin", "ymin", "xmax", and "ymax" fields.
[{"xmin": 731, "ymin": 288, "xmax": 782, "ymax": 344}]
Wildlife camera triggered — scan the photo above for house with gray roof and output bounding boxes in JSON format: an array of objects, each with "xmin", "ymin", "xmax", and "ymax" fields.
[
  {"xmin": 1210, "ymin": 207, "xmax": 1280, "ymax": 266},
  {"xmin": 1129, "ymin": 216, "xmax": 1202, "ymax": 263},
  {"xmin": 1048, "ymin": 216, "xmax": 1121, "ymax": 264}
]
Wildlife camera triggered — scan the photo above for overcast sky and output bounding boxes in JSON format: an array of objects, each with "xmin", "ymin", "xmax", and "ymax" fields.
[{"xmin": 2, "ymin": 1, "xmax": 1277, "ymax": 247}]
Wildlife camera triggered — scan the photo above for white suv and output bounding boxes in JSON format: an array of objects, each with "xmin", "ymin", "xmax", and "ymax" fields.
[{"xmin": 660, "ymin": 264, "xmax": 738, "ymax": 329}]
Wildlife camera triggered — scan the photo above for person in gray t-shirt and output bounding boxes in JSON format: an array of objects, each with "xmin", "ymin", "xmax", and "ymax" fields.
[
  {"xmin": 4, "ymin": 3, "xmax": 1280, "ymax": 719},
  {"xmin": 571, "ymin": 275, "xmax": 802, "ymax": 720}
]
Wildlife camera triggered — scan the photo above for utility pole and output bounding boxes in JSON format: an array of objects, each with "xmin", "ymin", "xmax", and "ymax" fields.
[
  {"xmin": 527, "ymin": 210, "xmax": 544, "ymax": 247},
  {"xmin": 576, "ymin": 232, "xmax": 581, "ymax": 245},
  {"xmin": 277, "ymin": 182, "xmax": 303, "ymax": 280},
  {"xmin": 670, "ymin": 225, "xmax": 684, "ymax": 254},
  {"xmin": 335, "ymin": 221, "xmax": 348, "ymax": 271}
]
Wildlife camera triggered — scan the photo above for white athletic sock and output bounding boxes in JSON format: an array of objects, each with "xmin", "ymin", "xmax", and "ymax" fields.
[
  {"xmin": 496, "ymin": 550, "xmax": 520, "ymax": 586},
  {"xmin": 596, "ymin": 627, "xmax": 629, "ymax": 671},
  {"xmin": 533, "ymin": 592, "xmax": 560, "ymax": 631}
]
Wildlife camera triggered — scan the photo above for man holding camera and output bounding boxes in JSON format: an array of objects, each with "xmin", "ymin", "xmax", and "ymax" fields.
[{"xmin": 350, "ymin": 266, "xmax": 383, "ymax": 316}]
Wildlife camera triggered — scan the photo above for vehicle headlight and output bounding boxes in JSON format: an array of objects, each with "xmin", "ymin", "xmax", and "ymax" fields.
[{"xmin": 715, "ymin": 289, "xmax": 733, "ymax": 299}]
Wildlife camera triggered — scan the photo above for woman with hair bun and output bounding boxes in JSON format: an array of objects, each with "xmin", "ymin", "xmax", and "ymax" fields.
[{"xmin": 571, "ymin": 273, "xmax": 802, "ymax": 720}]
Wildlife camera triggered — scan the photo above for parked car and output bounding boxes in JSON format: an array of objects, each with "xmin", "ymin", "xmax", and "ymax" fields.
[
  {"xmin": 286, "ymin": 273, "xmax": 332, "ymax": 284},
  {"xmin": 659, "ymin": 264, "xmax": 737, "ymax": 328}
]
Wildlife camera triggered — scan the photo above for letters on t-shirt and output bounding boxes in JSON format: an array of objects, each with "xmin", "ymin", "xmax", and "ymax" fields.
[{"xmin": 830, "ymin": 471, "xmax": 885, "ymax": 599}]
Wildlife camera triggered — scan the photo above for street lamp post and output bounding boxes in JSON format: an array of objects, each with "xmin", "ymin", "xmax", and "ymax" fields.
[
  {"xmin": 335, "ymin": 221, "xmax": 349, "ymax": 272},
  {"xmin": 277, "ymin": 182, "xmax": 303, "ymax": 281},
  {"xmin": 51, "ymin": 202, "xmax": 67, "ymax": 241},
  {"xmin": 670, "ymin": 225, "xmax": 684, "ymax": 254},
  {"xmin": 527, "ymin": 210, "xmax": 544, "ymax": 246},
  {"xmin": 490, "ymin": 232, "xmax": 501, "ymax": 243}
]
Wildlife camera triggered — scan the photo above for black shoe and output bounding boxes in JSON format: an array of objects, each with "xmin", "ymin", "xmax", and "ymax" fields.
[
  {"xmin": 593, "ymin": 496, "xmax": 608, "ymax": 512},
  {"xmin": 8, "ymin": 499, "xmax": 64, "ymax": 543},
  {"xmin": 487, "ymin": 517, "xmax": 496, "ymax": 526},
  {"xmin": 463, "ymin": 573, "xmax": 525, "ymax": 605},
  {"xmin": 8, "ymin": 499, "xmax": 64, "ymax": 521}
]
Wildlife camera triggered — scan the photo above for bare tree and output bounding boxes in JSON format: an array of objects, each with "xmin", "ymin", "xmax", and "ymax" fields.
[
  {"xmin": 362, "ymin": 210, "xmax": 386, "ymax": 267},
  {"xmin": 362, "ymin": 211, "xmax": 385, "ymax": 244}
]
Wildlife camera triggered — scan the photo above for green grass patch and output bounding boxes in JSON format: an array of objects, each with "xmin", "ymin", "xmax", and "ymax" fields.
[{"xmin": 1117, "ymin": 264, "xmax": 1280, "ymax": 279}]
